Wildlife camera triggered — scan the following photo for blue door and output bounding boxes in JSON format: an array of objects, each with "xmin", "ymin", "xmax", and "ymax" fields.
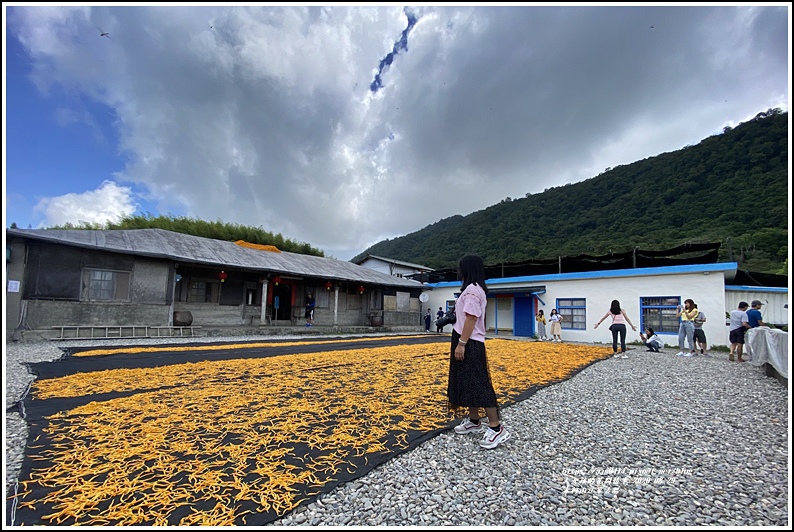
[{"xmin": 514, "ymin": 296, "xmax": 535, "ymax": 337}]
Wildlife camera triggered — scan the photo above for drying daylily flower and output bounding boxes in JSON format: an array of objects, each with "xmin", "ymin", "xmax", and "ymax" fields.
[
  {"xmin": 13, "ymin": 338, "xmax": 611, "ymax": 525},
  {"xmin": 70, "ymin": 335, "xmax": 430, "ymax": 357}
]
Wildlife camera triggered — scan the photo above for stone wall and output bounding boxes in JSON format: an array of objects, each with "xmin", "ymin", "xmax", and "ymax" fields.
[{"xmin": 22, "ymin": 300, "xmax": 171, "ymax": 329}]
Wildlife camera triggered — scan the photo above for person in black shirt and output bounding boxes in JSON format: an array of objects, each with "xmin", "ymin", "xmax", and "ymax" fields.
[{"xmin": 305, "ymin": 292, "xmax": 316, "ymax": 326}]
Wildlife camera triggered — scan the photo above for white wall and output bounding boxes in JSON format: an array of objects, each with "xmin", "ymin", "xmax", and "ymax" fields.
[
  {"xmin": 725, "ymin": 290, "xmax": 789, "ymax": 326},
  {"xmin": 358, "ymin": 258, "xmax": 392, "ymax": 275},
  {"xmin": 425, "ymin": 270, "xmax": 735, "ymax": 347},
  {"xmin": 359, "ymin": 257, "xmax": 427, "ymax": 278}
]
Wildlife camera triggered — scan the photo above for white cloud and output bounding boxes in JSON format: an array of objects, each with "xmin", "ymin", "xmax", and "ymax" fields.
[
  {"xmin": 8, "ymin": 5, "xmax": 790, "ymax": 259},
  {"xmin": 33, "ymin": 180, "xmax": 137, "ymax": 228}
]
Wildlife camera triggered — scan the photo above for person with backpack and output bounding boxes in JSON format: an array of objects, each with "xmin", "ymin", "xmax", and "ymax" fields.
[
  {"xmin": 693, "ymin": 308, "xmax": 709, "ymax": 356},
  {"xmin": 436, "ymin": 307, "xmax": 445, "ymax": 332}
]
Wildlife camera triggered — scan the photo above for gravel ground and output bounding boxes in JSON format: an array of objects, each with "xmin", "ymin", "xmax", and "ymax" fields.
[{"xmin": 5, "ymin": 336, "xmax": 789, "ymax": 526}]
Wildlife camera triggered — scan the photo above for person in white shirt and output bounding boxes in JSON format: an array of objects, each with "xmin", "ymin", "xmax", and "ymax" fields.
[
  {"xmin": 728, "ymin": 302, "xmax": 750, "ymax": 362},
  {"xmin": 548, "ymin": 308, "xmax": 564, "ymax": 342},
  {"xmin": 639, "ymin": 327, "xmax": 664, "ymax": 352}
]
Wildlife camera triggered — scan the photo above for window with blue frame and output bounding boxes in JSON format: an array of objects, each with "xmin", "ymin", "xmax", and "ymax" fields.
[
  {"xmin": 558, "ymin": 298, "xmax": 586, "ymax": 330},
  {"xmin": 640, "ymin": 296, "xmax": 681, "ymax": 334}
]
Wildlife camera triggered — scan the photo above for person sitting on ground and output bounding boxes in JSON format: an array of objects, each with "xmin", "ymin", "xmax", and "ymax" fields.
[{"xmin": 639, "ymin": 327, "xmax": 664, "ymax": 352}]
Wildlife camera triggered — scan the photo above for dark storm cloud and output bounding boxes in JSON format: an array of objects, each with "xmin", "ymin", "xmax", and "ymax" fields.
[{"xmin": 8, "ymin": 5, "xmax": 789, "ymax": 260}]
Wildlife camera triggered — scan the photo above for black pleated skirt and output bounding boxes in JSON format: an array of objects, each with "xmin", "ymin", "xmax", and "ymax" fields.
[{"xmin": 447, "ymin": 330, "xmax": 498, "ymax": 411}]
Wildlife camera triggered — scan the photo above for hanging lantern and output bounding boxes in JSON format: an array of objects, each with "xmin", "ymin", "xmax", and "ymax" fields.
[
  {"xmin": 358, "ymin": 285, "xmax": 365, "ymax": 294},
  {"xmin": 218, "ymin": 270, "xmax": 228, "ymax": 283},
  {"xmin": 325, "ymin": 281, "xmax": 333, "ymax": 291},
  {"xmin": 273, "ymin": 276, "xmax": 281, "ymax": 286}
]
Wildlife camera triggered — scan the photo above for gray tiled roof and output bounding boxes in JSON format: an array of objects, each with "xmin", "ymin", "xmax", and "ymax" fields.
[{"xmin": 6, "ymin": 228, "xmax": 424, "ymax": 289}]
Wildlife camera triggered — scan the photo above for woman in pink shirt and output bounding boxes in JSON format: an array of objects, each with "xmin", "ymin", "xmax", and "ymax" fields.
[
  {"xmin": 449, "ymin": 255, "xmax": 511, "ymax": 449},
  {"xmin": 594, "ymin": 299, "xmax": 637, "ymax": 357}
]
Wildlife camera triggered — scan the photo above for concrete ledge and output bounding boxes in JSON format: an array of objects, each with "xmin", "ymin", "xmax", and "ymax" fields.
[
  {"xmin": 204, "ymin": 325, "xmax": 424, "ymax": 337},
  {"xmin": 763, "ymin": 362, "xmax": 788, "ymax": 386},
  {"xmin": 8, "ymin": 325, "xmax": 429, "ymax": 343}
]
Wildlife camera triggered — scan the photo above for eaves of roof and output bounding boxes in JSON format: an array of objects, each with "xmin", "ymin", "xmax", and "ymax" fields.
[
  {"xmin": 6, "ymin": 228, "xmax": 425, "ymax": 290},
  {"xmin": 427, "ymin": 262, "xmax": 740, "ymax": 288}
]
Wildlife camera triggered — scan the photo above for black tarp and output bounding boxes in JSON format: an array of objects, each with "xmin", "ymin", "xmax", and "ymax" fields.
[
  {"xmin": 414, "ymin": 243, "xmax": 726, "ymax": 283},
  {"xmin": 7, "ymin": 336, "xmax": 607, "ymax": 526}
]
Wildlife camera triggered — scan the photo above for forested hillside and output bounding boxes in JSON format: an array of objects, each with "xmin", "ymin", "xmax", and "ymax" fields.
[
  {"xmin": 354, "ymin": 109, "xmax": 788, "ymax": 274},
  {"xmin": 32, "ymin": 110, "xmax": 787, "ymax": 274}
]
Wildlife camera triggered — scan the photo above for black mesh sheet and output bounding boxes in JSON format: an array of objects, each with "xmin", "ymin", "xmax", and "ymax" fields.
[{"xmin": 7, "ymin": 335, "xmax": 606, "ymax": 526}]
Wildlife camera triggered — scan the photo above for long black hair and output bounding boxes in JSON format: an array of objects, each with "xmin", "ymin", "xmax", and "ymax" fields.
[
  {"xmin": 457, "ymin": 254, "xmax": 488, "ymax": 295},
  {"xmin": 610, "ymin": 300, "xmax": 621, "ymax": 315}
]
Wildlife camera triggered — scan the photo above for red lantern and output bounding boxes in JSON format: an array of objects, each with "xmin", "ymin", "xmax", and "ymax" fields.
[
  {"xmin": 218, "ymin": 270, "xmax": 228, "ymax": 283},
  {"xmin": 273, "ymin": 276, "xmax": 281, "ymax": 286},
  {"xmin": 358, "ymin": 285, "xmax": 365, "ymax": 294},
  {"xmin": 325, "ymin": 281, "xmax": 333, "ymax": 291}
]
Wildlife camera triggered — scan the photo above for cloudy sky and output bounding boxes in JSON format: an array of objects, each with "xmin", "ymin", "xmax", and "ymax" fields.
[{"xmin": 3, "ymin": 4, "xmax": 790, "ymax": 260}]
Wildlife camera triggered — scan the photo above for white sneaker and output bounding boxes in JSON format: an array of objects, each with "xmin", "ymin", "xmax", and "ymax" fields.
[
  {"xmin": 479, "ymin": 425, "xmax": 511, "ymax": 449},
  {"xmin": 676, "ymin": 351, "xmax": 686, "ymax": 356},
  {"xmin": 454, "ymin": 417, "xmax": 486, "ymax": 434},
  {"xmin": 620, "ymin": 354, "xmax": 629, "ymax": 359}
]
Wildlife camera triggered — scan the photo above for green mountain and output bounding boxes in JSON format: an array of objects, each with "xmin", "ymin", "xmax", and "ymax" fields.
[{"xmin": 354, "ymin": 109, "xmax": 789, "ymax": 275}]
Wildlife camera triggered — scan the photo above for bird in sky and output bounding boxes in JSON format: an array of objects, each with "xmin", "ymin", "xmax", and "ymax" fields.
[{"xmin": 97, "ymin": 26, "xmax": 111, "ymax": 38}]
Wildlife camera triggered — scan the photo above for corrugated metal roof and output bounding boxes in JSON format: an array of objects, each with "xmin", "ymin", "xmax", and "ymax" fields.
[
  {"xmin": 354, "ymin": 254, "xmax": 433, "ymax": 271},
  {"xmin": 6, "ymin": 228, "xmax": 425, "ymax": 289},
  {"xmin": 427, "ymin": 261, "xmax": 740, "ymax": 287}
]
